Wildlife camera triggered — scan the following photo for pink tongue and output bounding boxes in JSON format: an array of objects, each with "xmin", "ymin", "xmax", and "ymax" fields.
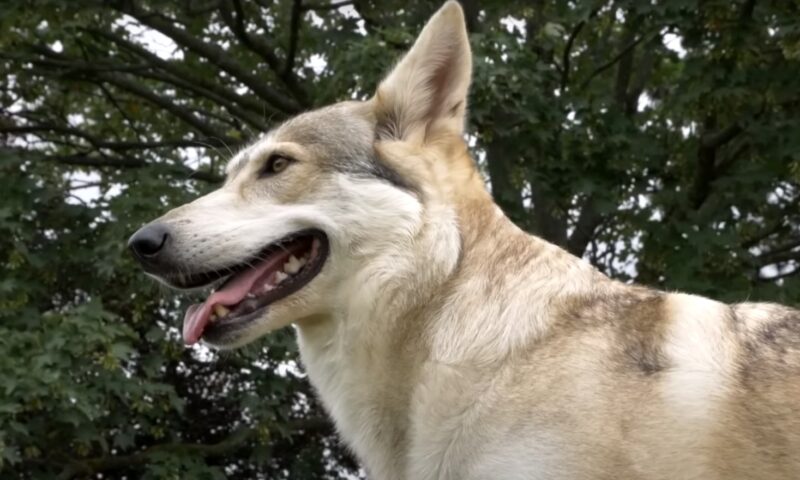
[{"xmin": 183, "ymin": 251, "xmax": 291, "ymax": 345}]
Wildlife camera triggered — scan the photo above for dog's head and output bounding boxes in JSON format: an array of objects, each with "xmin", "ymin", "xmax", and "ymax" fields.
[{"xmin": 129, "ymin": 1, "xmax": 480, "ymax": 348}]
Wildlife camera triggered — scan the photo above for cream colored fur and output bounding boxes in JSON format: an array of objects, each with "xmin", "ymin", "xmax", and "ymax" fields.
[{"xmin": 144, "ymin": 2, "xmax": 800, "ymax": 478}]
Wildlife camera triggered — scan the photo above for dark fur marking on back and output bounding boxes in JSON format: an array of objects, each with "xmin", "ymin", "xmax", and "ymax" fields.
[
  {"xmin": 737, "ymin": 306, "xmax": 800, "ymax": 385},
  {"xmin": 617, "ymin": 294, "xmax": 669, "ymax": 375},
  {"xmin": 557, "ymin": 289, "xmax": 669, "ymax": 376},
  {"xmin": 757, "ymin": 315, "xmax": 800, "ymax": 347}
]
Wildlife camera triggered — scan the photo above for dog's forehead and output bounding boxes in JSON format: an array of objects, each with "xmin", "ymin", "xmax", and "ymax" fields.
[
  {"xmin": 275, "ymin": 102, "xmax": 372, "ymax": 147},
  {"xmin": 225, "ymin": 102, "xmax": 374, "ymax": 178}
]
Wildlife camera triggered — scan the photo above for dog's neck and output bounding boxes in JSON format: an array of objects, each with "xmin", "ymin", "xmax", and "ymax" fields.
[{"xmin": 295, "ymin": 141, "xmax": 599, "ymax": 478}]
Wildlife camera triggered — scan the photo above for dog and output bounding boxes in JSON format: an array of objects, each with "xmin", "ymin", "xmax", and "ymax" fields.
[{"xmin": 129, "ymin": 2, "xmax": 800, "ymax": 478}]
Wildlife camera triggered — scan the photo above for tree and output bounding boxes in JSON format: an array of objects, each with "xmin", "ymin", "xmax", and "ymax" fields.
[{"xmin": 1, "ymin": 0, "xmax": 799, "ymax": 478}]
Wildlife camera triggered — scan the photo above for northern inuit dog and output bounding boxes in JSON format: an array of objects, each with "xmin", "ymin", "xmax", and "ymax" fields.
[{"xmin": 129, "ymin": 2, "xmax": 800, "ymax": 478}]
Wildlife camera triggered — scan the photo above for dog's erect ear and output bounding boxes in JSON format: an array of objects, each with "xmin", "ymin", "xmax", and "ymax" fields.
[{"xmin": 374, "ymin": 1, "xmax": 471, "ymax": 141}]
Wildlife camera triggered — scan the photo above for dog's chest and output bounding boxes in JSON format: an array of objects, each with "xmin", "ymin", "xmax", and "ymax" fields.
[{"xmin": 296, "ymin": 323, "xmax": 409, "ymax": 479}]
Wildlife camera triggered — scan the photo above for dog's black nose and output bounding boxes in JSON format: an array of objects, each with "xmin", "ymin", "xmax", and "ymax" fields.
[{"xmin": 128, "ymin": 223, "xmax": 170, "ymax": 260}]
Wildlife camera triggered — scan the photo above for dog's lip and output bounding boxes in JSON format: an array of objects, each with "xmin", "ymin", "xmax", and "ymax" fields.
[
  {"xmin": 202, "ymin": 237, "xmax": 328, "ymax": 342},
  {"xmin": 167, "ymin": 229, "xmax": 323, "ymax": 290},
  {"xmin": 162, "ymin": 258, "xmax": 255, "ymax": 291},
  {"xmin": 181, "ymin": 229, "xmax": 330, "ymax": 345},
  {"xmin": 200, "ymin": 304, "xmax": 269, "ymax": 345}
]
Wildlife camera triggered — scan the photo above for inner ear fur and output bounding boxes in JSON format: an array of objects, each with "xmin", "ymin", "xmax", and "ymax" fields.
[{"xmin": 373, "ymin": 1, "xmax": 472, "ymax": 142}]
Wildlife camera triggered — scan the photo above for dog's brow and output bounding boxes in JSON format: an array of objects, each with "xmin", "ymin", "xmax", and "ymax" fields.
[
  {"xmin": 225, "ymin": 152, "xmax": 249, "ymax": 177},
  {"xmin": 225, "ymin": 135, "xmax": 278, "ymax": 179}
]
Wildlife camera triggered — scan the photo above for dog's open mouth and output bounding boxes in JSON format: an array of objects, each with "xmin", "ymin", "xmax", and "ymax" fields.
[{"xmin": 183, "ymin": 229, "xmax": 329, "ymax": 345}]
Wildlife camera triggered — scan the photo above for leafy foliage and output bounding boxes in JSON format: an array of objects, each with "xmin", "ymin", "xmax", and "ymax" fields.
[{"xmin": 1, "ymin": 0, "xmax": 799, "ymax": 478}]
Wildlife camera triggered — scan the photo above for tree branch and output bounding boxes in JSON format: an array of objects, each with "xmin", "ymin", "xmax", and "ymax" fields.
[
  {"xmin": 223, "ymin": 0, "xmax": 282, "ymax": 71},
  {"xmin": 143, "ymin": 71, "xmax": 270, "ymax": 131},
  {"xmin": 764, "ymin": 238, "xmax": 800, "ymax": 256},
  {"xmin": 16, "ymin": 150, "xmax": 225, "ymax": 184},
  {"xmin": 115, "ymin": 3, "xmax": 302, "ymax": 114},
  {"xmin": 625, "ymin": 34, "xmax": 659, "ymax": 115},
  {"xmin": 58, "ymin": 426, "xmax": 255, "ymax": 479},
  {"xmin": 566, "ymin": 195, "xmax": 604, "ymax": 257},
  {"xmin": 96, "ymin": 82, "xmax": 147, "ymax": 140},
  {"xmin": 351, "ymin": 1, "xmax": 407, "ymax": 50},
  {"xmin": 758, "ymin": 266, "xmax": 800, "ymax": 283},
  {"xmin": 741, "ymin": 219, "xmax": 788, "ymax": 249},
  {"xmin": 283, "ymin": 0, "xmax": 304, "ymax": 79},
  {"xmin": 560, "ymin": 20, "xmax": 586, "ymax": 92},
  {"xmin": 529, "ymin": 180, "xmax": 568, "ymax": 247},
  {"xmin": 739, "ymin": 0, "xmax": 757, "ymax": 24},
  {"xmin": 688, "ymin": 119, "xmax": 747, "ymax": 210},
  {"xmin": 87, "ymin": 27, "xmax": 277, "ymax": 123},
  {"xmin": 613, "ymin": 14, "xmax": 643, "ymax": 107},
  {"xmin": 302, "ymin": 0, "xmax": 353, "ymax": 10},
  {"xmin": 579, "ymin": 31, "xmax": 657, "ymax": 92},
  {"xmin": 700, "ymin": 122, "xmax": 744, "ymax": 150},
  {"xmin": 55, "ymin": 417, "xmax": 332, "ymax": 479},
  {"xmin": 559, "ymin": 4, "xmax": 604, "ymax": 93},
  {"xmin": 688, "ymin": 115, "xmax": 719, "ymax": 209},
  {"xmin": 485, "ymin": 137, "xmax": 526, "ymax": 226},
  {"xmin": 220, "ymin": 0, "xmax": 309, "ymax": 105},
  {"xmin": 18, "ymin": 44, "xmax": 241, "ymax": 143},
  {"xmin": 1, "ymin": 123, "xmax": 234, "ymax": 151},
  {"xmin": 758, "ymin": 247, "xmax": 800, "ymax": 267},
  {"xmin": 715, "ymin": 142, "xmax": 749, "ymax": 176},
  {"xmin": 98, "ymin": 73, "xmax": 237, "ymax": 142},
  {"xmin": 61, "ymin": 154, "xmax": 223, "ymax": 183}
]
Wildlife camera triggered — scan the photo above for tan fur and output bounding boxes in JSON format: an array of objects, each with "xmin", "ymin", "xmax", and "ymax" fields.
[{"xmin": 140, "ymin": 2, "xmax": 800, "ymax": 478}]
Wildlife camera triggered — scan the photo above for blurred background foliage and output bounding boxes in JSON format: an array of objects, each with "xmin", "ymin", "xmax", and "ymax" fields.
[{"xmin": 1, "ymin": 0, "xmax": 799, "ymax": 478}]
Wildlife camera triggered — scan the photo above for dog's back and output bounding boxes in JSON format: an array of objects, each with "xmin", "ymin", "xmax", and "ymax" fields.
[
  {"xmin": 406, "ymin": 203, "xmax": 800, "ymax": 479},
  {"xmin": 484, "ymin": 289, "xmax": 800, "ymax": 479}
]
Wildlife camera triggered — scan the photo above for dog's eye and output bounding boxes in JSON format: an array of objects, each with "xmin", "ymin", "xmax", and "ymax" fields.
[{"xmin": 262, "ymin": 155, "xmax": 293, "ymax": 176}]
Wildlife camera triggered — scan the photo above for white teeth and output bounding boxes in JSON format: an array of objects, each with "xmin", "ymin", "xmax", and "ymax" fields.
[
  {"xmin": 246, "ymin": 293, "xmax": 255, "ymax": 299},
  {"xmin": 284, "ymin": 255, "xmax": 304, "ymax": 274},
  {"xmin": 275, "ymin": 271, "xmax": 289, "ymax": 283},
  {"xmin": 214, "ymin": 304, "xmax": 230, "ymax": 318},
  {"xmin": 209, "ymin": 313, "xmax": 218, "ymax": 322}
]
